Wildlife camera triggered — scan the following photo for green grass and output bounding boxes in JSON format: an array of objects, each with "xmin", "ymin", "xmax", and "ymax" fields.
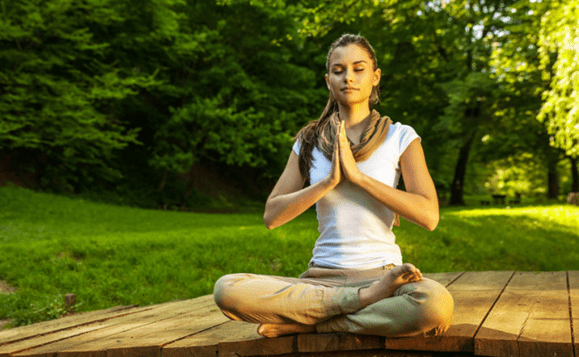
[{"xmin": 1, "ymin": 185, "xmax": 578, "ymax": 328}]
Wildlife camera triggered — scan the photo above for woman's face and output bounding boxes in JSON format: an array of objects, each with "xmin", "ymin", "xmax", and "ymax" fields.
[{"xmin": 325, "ymin": 44, "xmax": 381, "ymax": 107}]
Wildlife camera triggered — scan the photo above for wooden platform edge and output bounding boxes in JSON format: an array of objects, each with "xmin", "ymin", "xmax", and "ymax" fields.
[{"xmin": 0, "ymin": 305, "xmax": 140, "ymax": 346}]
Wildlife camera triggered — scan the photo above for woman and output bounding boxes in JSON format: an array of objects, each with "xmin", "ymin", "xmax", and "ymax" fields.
[{"xmin": 214, "ymin": 34, "xmax": 454, "ymax": 338}]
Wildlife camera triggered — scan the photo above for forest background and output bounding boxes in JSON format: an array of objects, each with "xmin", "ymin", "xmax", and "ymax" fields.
[{"xmin": 1, "ymin": 0, "xmax": 579, "ymax": 209}]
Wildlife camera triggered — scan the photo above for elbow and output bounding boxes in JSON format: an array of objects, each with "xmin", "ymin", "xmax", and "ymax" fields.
[
  {"xmin": 424, "ymin": 213, "xmax": 439, "ymax": 231},
  {"xmin": 263, "ymin": 211, "xmax": 277, "ymax": 230},
  {"xmin": 264, "ymin": 219, "xmax": 279, "ymax": 230},
  {"xmin": 263, "ymin": 214, "xmax": 273, "ymax": 230}
]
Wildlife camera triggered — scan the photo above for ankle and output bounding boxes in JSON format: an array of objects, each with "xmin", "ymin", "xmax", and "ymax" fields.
[{"xmin": 358, "ymin": 285, "xmax": 374, "ymax": 309}]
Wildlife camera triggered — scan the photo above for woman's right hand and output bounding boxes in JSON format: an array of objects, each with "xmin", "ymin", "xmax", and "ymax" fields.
[{"xmin": 326, "ymin": 126, "xmax": 343, "ymax": 187}]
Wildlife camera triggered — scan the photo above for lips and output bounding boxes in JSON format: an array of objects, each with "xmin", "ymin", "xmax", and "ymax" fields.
[{"xmin": 341, "ymin": 87, "xmax": 359, "ymax": 91}]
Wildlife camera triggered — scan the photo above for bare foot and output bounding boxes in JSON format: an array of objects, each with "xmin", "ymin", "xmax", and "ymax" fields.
[
  {"xmin": 358, "ymin": 263, "xmax": 422, "ymax": 308},
  {"xmin": 257, "ymin": 323, "xmax": 316, "ymax": 338}
]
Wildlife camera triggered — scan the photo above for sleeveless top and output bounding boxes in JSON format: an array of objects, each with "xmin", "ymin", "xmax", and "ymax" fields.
[{"xmin": 292, "ymin": 122, "xmax": 421, "ymax": 269}]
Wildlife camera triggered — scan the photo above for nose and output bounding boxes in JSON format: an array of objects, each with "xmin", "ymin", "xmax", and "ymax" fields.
[{"xmin": 343, "ymin": 69, "xmax": 354, "ymax": 83}]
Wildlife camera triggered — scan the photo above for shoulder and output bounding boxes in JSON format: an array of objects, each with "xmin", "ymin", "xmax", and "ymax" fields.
[
  {"xmin": 388, "ymin": 122, "xmax": 419, "ymax": 138},
  {"xmin": 292, "ymin": 139, "xmax": 301, "ymax": 154},
  {"xmin": 385, "ymin": 122, "xmax": 421, "ymax": 153}
]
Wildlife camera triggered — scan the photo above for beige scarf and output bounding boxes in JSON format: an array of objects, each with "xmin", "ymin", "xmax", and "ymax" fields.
[
  {"xmin": 297, "ymin": 109, "xmax": 400, "ymax": 226},
  {"xmin": 317, "ymin": 109, "xmax": 392, "ymax": 162}
]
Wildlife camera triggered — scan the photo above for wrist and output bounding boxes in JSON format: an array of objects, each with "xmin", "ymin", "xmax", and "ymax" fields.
[
  {"xmin": 350, "ymin": 171, "xmax": 366, "ymax": 187},
  {"xmin": 322, "ymin": 175, "xmax": 339, "ymax": 190}
]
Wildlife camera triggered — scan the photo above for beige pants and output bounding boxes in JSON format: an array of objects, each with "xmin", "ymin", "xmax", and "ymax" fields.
[{"xmin": 213, "ymin": 264, "xmax": 454, "ymax": 337}]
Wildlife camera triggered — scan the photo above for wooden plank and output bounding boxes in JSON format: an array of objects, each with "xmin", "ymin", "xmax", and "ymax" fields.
[
  {"xmin": 517, "ymin": 289, "xmax": 572, "ymax": 357},
  {"xmin": 569, "ymin": 271, "xmax": 579, "ymax": 357},
  {"xmin": 56, "ymin": 299, "xmax": 227, "ymax": 357},
  {"xmin": 297, "ymin": 333, "xmax": 381, "ymax": 353},
  {"xmin": 474, "ymin": 290, "xmax": 532, "ymax": 357},
  {"xmin": 384, "ymin": 271, "xmax": 513, "ymax": 353},
  {"xmin": 0, "ymin": 305, "xmax": 139, "ymax": 345},
  {"xmin": 256, "ymin": 350, "xmax": 474, "ymax": 357},
  {"xmin": 162, "ymin": 320, "xmax": 299, "ymax": 357},
  {"xmin": 218, "ymin": 333, "xmax": 296, "ymax": 357},
  {"xmin": 13, "ymin": 296, "xmax": 214, "ymax": 357},
  {"xmin": 162, "ymin": 321, "xmax": 258, "ymax": 357},
  {"xmin": 423, "ymin": 272, "xmax": 464, "ymax": 287},
  {"xmin": 0, "ymin": 321, "xmax": 111, "ymax": 357},
  {"xmin": 506, "ymin": 271, "xmax": 567, "ymax": 290},
  {"xmin": 180, "ymin": 320, "xmax": 297, "ymax": 357},
  {"xmin": 475, "ymin": 271, "xmax": 573, "ymax": 357},
  {"xmin": 446, "ymin": 271, "xmax": 514, "ymax": 291}
]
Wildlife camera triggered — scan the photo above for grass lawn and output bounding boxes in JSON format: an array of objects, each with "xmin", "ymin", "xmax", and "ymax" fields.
[{"xmin": 1, "ymin": 185, "xmax": 578, "ymax": 327}]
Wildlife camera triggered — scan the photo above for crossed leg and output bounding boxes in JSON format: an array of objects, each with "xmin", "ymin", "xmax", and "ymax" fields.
[
  {"xmin": 256, "ymin": 263, "xmax": 422, "ymax": 338},
  {"xmin": 214, "ymin": 263, "xmax": 452, "ymax": 338}
]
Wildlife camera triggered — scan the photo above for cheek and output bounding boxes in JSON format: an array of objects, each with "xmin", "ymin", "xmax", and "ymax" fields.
[
  {"xmin": 361, "ymin": 76, "xmax": 375, "ymax": 91},
  {"xmin": 330, "ymin": 77, "xmax": 342, "ymax": 89}
]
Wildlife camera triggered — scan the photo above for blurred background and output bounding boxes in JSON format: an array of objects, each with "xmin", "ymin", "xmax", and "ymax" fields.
[{"xmin": 1, "ymin": 0, "xmax": 578, "ymax": 209}]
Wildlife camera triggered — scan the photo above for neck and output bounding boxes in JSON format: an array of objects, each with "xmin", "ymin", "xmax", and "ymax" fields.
[{"xmin": 337, "ymin": 102, "xmax": 371, "ymax": 127}]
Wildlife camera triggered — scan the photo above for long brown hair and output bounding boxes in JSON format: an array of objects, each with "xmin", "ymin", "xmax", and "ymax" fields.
[{"xmin": 296, "ymin": 34, "xmax": 384, "ymax": 182}]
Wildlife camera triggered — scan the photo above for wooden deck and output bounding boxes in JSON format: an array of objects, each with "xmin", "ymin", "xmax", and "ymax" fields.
[{"xmin": 0, "ymin": 271, "xmax": 577, "ymax": 357}]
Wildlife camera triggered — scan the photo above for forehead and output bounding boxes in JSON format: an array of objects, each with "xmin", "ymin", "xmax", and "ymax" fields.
[{"xmin": 328, "ymin": 44, "xmax": 372, "ymax": 66}]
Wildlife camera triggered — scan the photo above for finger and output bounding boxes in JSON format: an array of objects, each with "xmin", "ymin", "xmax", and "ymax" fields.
[
  {"xmin": 338, "ymin": 122, "xmax": 347, "ymax": 149},
  {"xmin": 333, "ymin": 134, "xmax": 340, "ymax": 168}
]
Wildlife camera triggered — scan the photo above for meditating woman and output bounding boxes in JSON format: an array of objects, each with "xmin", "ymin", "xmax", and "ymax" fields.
[{"xmin": 213, "ymin": 34, "xmax": 454, "ymax": 338}]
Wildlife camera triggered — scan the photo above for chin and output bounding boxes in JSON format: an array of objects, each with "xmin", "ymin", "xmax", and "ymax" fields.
[{"xmin": 337, "ymin": 98, "xmax": 368, "ymax": 107}]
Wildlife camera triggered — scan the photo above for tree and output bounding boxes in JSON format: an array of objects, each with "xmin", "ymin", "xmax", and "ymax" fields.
[
  {"xmin": 487, "ymin": 0, "xmax": 572, "ymax": 199},
  {"xmin": 0, "ymin": 0, "xmax": 160, "ymax": 190},
  {"xmin": 138, "ymin": 0, "xmax": 324, "ymax": 200},
  {"xmin": 538, "ymin": 0, "xmax": 579, "ymax": 159}
]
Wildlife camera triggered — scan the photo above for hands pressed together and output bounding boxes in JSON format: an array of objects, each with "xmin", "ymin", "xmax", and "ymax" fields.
[{"xmin": 328, "ymin": 121, "xmax": 364, "ymax": 187}]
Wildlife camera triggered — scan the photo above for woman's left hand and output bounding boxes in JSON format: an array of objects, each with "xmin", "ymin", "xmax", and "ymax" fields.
[{"xmin": 338, "ymin": 121, "xmax": 364, "ymax": 184}]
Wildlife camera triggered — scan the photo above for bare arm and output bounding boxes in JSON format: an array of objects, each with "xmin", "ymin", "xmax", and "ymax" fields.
[
  {"xmin": 264, "ymin": 142, "xmax": 342, "ymax": 230},
  {"xmin": 338, "ymin": 121, "xmax": 439, "ymax": 231}
]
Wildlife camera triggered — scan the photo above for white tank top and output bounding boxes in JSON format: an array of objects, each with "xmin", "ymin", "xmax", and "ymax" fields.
[{"xmin": 293, "ymin": 122, "xmax": 420, "ymax": 269}]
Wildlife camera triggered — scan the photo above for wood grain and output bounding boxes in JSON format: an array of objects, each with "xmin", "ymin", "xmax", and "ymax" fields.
[
  {"xmin": 56, "ymin": 297, "xmax": 223, "ymax": 357},
  {"xmin": 422, "ymin": 272, "xmax": 464, "ymax": 287},
  {"xmin": 218, "ymin": 334, "xmax": 296, "ymax": 357},
  {"xmin": 566, "ymin": 270, "xmax": 578, "ymax": 357},
  {"xmin": 446, "ymin": 271, "xmax": 514, "ymax": 291},
  {"xmin": 0, "ymin": 305, "xmax": 138, "ymax": 345},
  {"xmin": 297, "ymin": 332, "xmax": 381, "ymax": 353},
  {"xmin": 12, "ymin": 296, "xmax": 215, "ymax": 357},
  {"xmin": 162, "ymin": 320, "xmax": 256, "ymax": 357},
  {"xmin": 475, "ymin": 271, "xmax": 573, "ymax": 357}
]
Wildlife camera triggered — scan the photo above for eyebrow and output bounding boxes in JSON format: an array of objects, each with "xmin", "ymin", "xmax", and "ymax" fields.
[{"xmin": 331, "ymin": 60, "xmax": 368, "ymax": 68}]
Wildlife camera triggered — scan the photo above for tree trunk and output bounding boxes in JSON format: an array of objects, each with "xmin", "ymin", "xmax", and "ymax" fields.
[
  {"xmin": 449, "ymin": 131, "xmax": 476, "ymax": 205},
  {"xmin": 570, "ymin": 156, "xmax": 578, "ymax": 192},
  {"xmin": 547, "ymin": 157, "xmax": 559, "ymax": 199}
]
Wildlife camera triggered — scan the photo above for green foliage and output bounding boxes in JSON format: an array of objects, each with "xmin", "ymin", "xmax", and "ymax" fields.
[
  {"xmin": 1, "ymin": 0, "xmax": 577, "ymax": 204},
  {"xmin": 96, "ymin": 0, "xmax": 325, "ymax": 192},
  {"xmin": 538, "ymin": 0, "xmax": 579, "ymax": 158},
  {"xmin": 436, "ymin": 72, "xmax": 499, "ymax": 141},
  {"xmin": 0, "ymin": 0, "xmax": 161, "ymax": 190},
  {"xmin": 482, "ymin": 153, "xmax": 548, "ymax": 196}
]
